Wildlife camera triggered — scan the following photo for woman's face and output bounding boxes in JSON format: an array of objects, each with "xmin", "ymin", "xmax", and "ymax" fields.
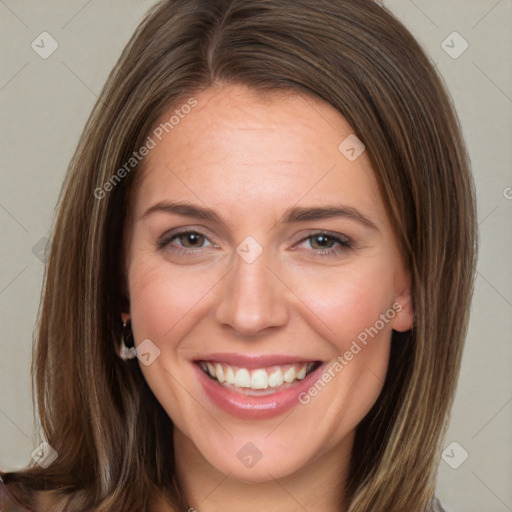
[{"xmin": 123, "ymin": 84, "xmax": 413, "ymax": 483}]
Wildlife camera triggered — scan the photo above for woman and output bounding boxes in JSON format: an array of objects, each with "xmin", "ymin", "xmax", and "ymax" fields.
[{"xmin": 0, "ymin": 0, "xmax": 477, "ymax": 510}]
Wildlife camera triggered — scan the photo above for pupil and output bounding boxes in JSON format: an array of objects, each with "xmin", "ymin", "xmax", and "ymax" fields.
[
  {"xmin": 183, "ymin": 233, "xmax": 202, "ymax": 247},
  {"xmin": 314, "ymin": 235, "xmax": 331, "ymax": 248}
]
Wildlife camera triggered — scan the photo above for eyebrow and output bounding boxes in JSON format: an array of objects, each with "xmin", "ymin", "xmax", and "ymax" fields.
[{"xmin": 141, "ymin": 200, "xmax": 378, "ymax": 230}]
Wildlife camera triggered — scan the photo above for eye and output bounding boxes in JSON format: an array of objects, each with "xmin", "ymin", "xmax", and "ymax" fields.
[
  {"xmin": 157, "ymin": 229, "xmax": 214, "ymax": 253},
  {"xmin": 157, "ymin": 229, "xmax": 352, "ymax": 257},
  {"xmin": 296, "ymin": 232, "xmax": 352, "ymax": 256}
]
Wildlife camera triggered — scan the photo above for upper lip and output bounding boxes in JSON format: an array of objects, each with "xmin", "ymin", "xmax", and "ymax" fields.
[{"xmin": 194, "ymin": 353, "xmax": 322, "ymax": 369}]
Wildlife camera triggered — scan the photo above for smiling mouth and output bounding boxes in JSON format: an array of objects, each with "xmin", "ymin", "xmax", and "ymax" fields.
[{"xmin": 197, "ymin": 360, "xmax": 322, "ymax": 396}]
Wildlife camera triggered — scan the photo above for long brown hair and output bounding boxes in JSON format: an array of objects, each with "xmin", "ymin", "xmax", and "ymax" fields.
[{"xmin": 1, "ymin": 0, "xmax": 477, "ymax": 510}]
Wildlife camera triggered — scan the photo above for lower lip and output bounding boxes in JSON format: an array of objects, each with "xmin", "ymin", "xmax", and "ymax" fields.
[{"xmin": 194, "ymin": 362, "xmax": 325, "ymax": 419}]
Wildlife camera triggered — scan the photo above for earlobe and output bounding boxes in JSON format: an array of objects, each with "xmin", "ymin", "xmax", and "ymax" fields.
[
  {"xmin": 120, "ymin": 290, "xmax": 130, "ymax": 324},
  {"xmin": 390, "ymin": 292, "xmax": 414, "ymax": 332}
]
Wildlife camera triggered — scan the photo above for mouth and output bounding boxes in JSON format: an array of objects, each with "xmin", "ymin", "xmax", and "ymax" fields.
[
  {"xmin": 197, "ymin": 360, "xmax": 322, "ymax": 396},
  {"xmin": 193, "ymin": 355, "xmax": 325, "ymax": 419}
]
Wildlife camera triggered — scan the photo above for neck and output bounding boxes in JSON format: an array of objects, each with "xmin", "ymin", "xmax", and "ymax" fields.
[{"xmin": 170, "ymin": 427, "xmax": 353, "ymax": 512}]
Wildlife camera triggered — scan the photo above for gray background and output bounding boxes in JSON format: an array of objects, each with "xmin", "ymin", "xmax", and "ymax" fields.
[{"xmin": 0, "ymin": 1, "xmax": 511, "ymax": 511}]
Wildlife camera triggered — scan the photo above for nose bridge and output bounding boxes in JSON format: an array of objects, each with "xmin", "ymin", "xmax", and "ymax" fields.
[{"xmin": 215, "ymin": 240, "xmax": 289, "ymax": 336}]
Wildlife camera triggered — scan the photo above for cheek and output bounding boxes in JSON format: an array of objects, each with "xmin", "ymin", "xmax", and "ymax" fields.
[
  {"xmin": 294, "ymin": 265, "xmax": 395, "ymax": 436},
  {"xmin": 125, "ymin": 256, "xmax": 217, "ymax": 427},
  {"xmin": 128, "ymin": 246, "xmax": 397, "ymax": 358},
  {"xmin": 125, "ymin": 242, "xmax": 396, "ymax": 458},
  {"xmin": 127, "ymin": 255, "xmax": 220, "ymax": 340},
  {"xmin": 289, "ymin": 259, "xmax": 396, "ymax": 352}
]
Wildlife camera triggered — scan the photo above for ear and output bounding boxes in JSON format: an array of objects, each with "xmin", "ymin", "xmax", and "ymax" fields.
[
  {"xmin": 119, "ymin": 218, "xmax": 132, "ymax": 324},
  {"xmin": 119, "ymin": 271, "xmax": 130, "ymax": 324},
  {"xmin": 390, "ymin": 271, "xmax": 414, "ymax": 332}
]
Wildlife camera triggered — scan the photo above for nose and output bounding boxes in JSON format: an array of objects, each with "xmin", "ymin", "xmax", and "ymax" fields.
[{"xmin": 214, "ymin": 247, "xmax": 290, "ymax": 338}]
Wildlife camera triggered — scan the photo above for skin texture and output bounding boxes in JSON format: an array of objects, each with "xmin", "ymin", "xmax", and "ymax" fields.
[{"xmin": 122, "ymin": 83, "xmax": 413, "ymax": 512}]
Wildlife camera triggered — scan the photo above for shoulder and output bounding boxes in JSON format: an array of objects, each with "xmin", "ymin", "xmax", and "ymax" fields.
[
  {"xmin": 0, "ymin": 480, "xmax": 58, "ymax": 512},
  {"xmin": 433, "ymin": 496, "xmax": 453, "ymax": 512},
  {"xmin": 0, "ymin": 480, "xmax": 32, "ymax": 511}
]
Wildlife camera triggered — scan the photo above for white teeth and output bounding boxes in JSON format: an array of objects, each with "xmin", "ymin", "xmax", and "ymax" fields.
[
  {"xmin": 200, "ymin": 361, "xmax": 315, "ymax": 391},
  {"xmin": 268, "ymin": 368, "xmax": 284, "ymax": 388},
  {"xmin": 251, "ymin": 369, "xmax": 269, "ymax": 389},
  {"xmin": 283, "ymin": 367, "xmax": 296, "ymax": 383},
  {"xmin": 225, "ymin": 366, "xmax": 235, "ymax": 385},
  {"xmin": 214, "ymin": 363, "xmax": 225, "ymax": 383},
  {"xmin": 206, "ymin": 362, "xmax": 215, "ymax": 377},
  {"xmin": 234, "ymin": 368, "xmax": 251, "ymax": 388}
]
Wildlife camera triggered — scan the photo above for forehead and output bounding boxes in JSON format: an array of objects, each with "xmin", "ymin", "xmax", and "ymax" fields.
[{"xmin": 132, "ymin": 84, "xmax": 385, "ymax": 224}]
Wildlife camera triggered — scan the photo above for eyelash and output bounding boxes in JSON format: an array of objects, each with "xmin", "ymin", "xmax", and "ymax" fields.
[{"xmin": 157, "ymin": 229, "xmax": 353, "ymax": 257}]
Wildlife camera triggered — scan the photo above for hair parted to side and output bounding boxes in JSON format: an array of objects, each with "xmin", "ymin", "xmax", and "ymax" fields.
[{"xmin": 1, "ymin": 0, "xmax": 477, "ymax": 511}]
